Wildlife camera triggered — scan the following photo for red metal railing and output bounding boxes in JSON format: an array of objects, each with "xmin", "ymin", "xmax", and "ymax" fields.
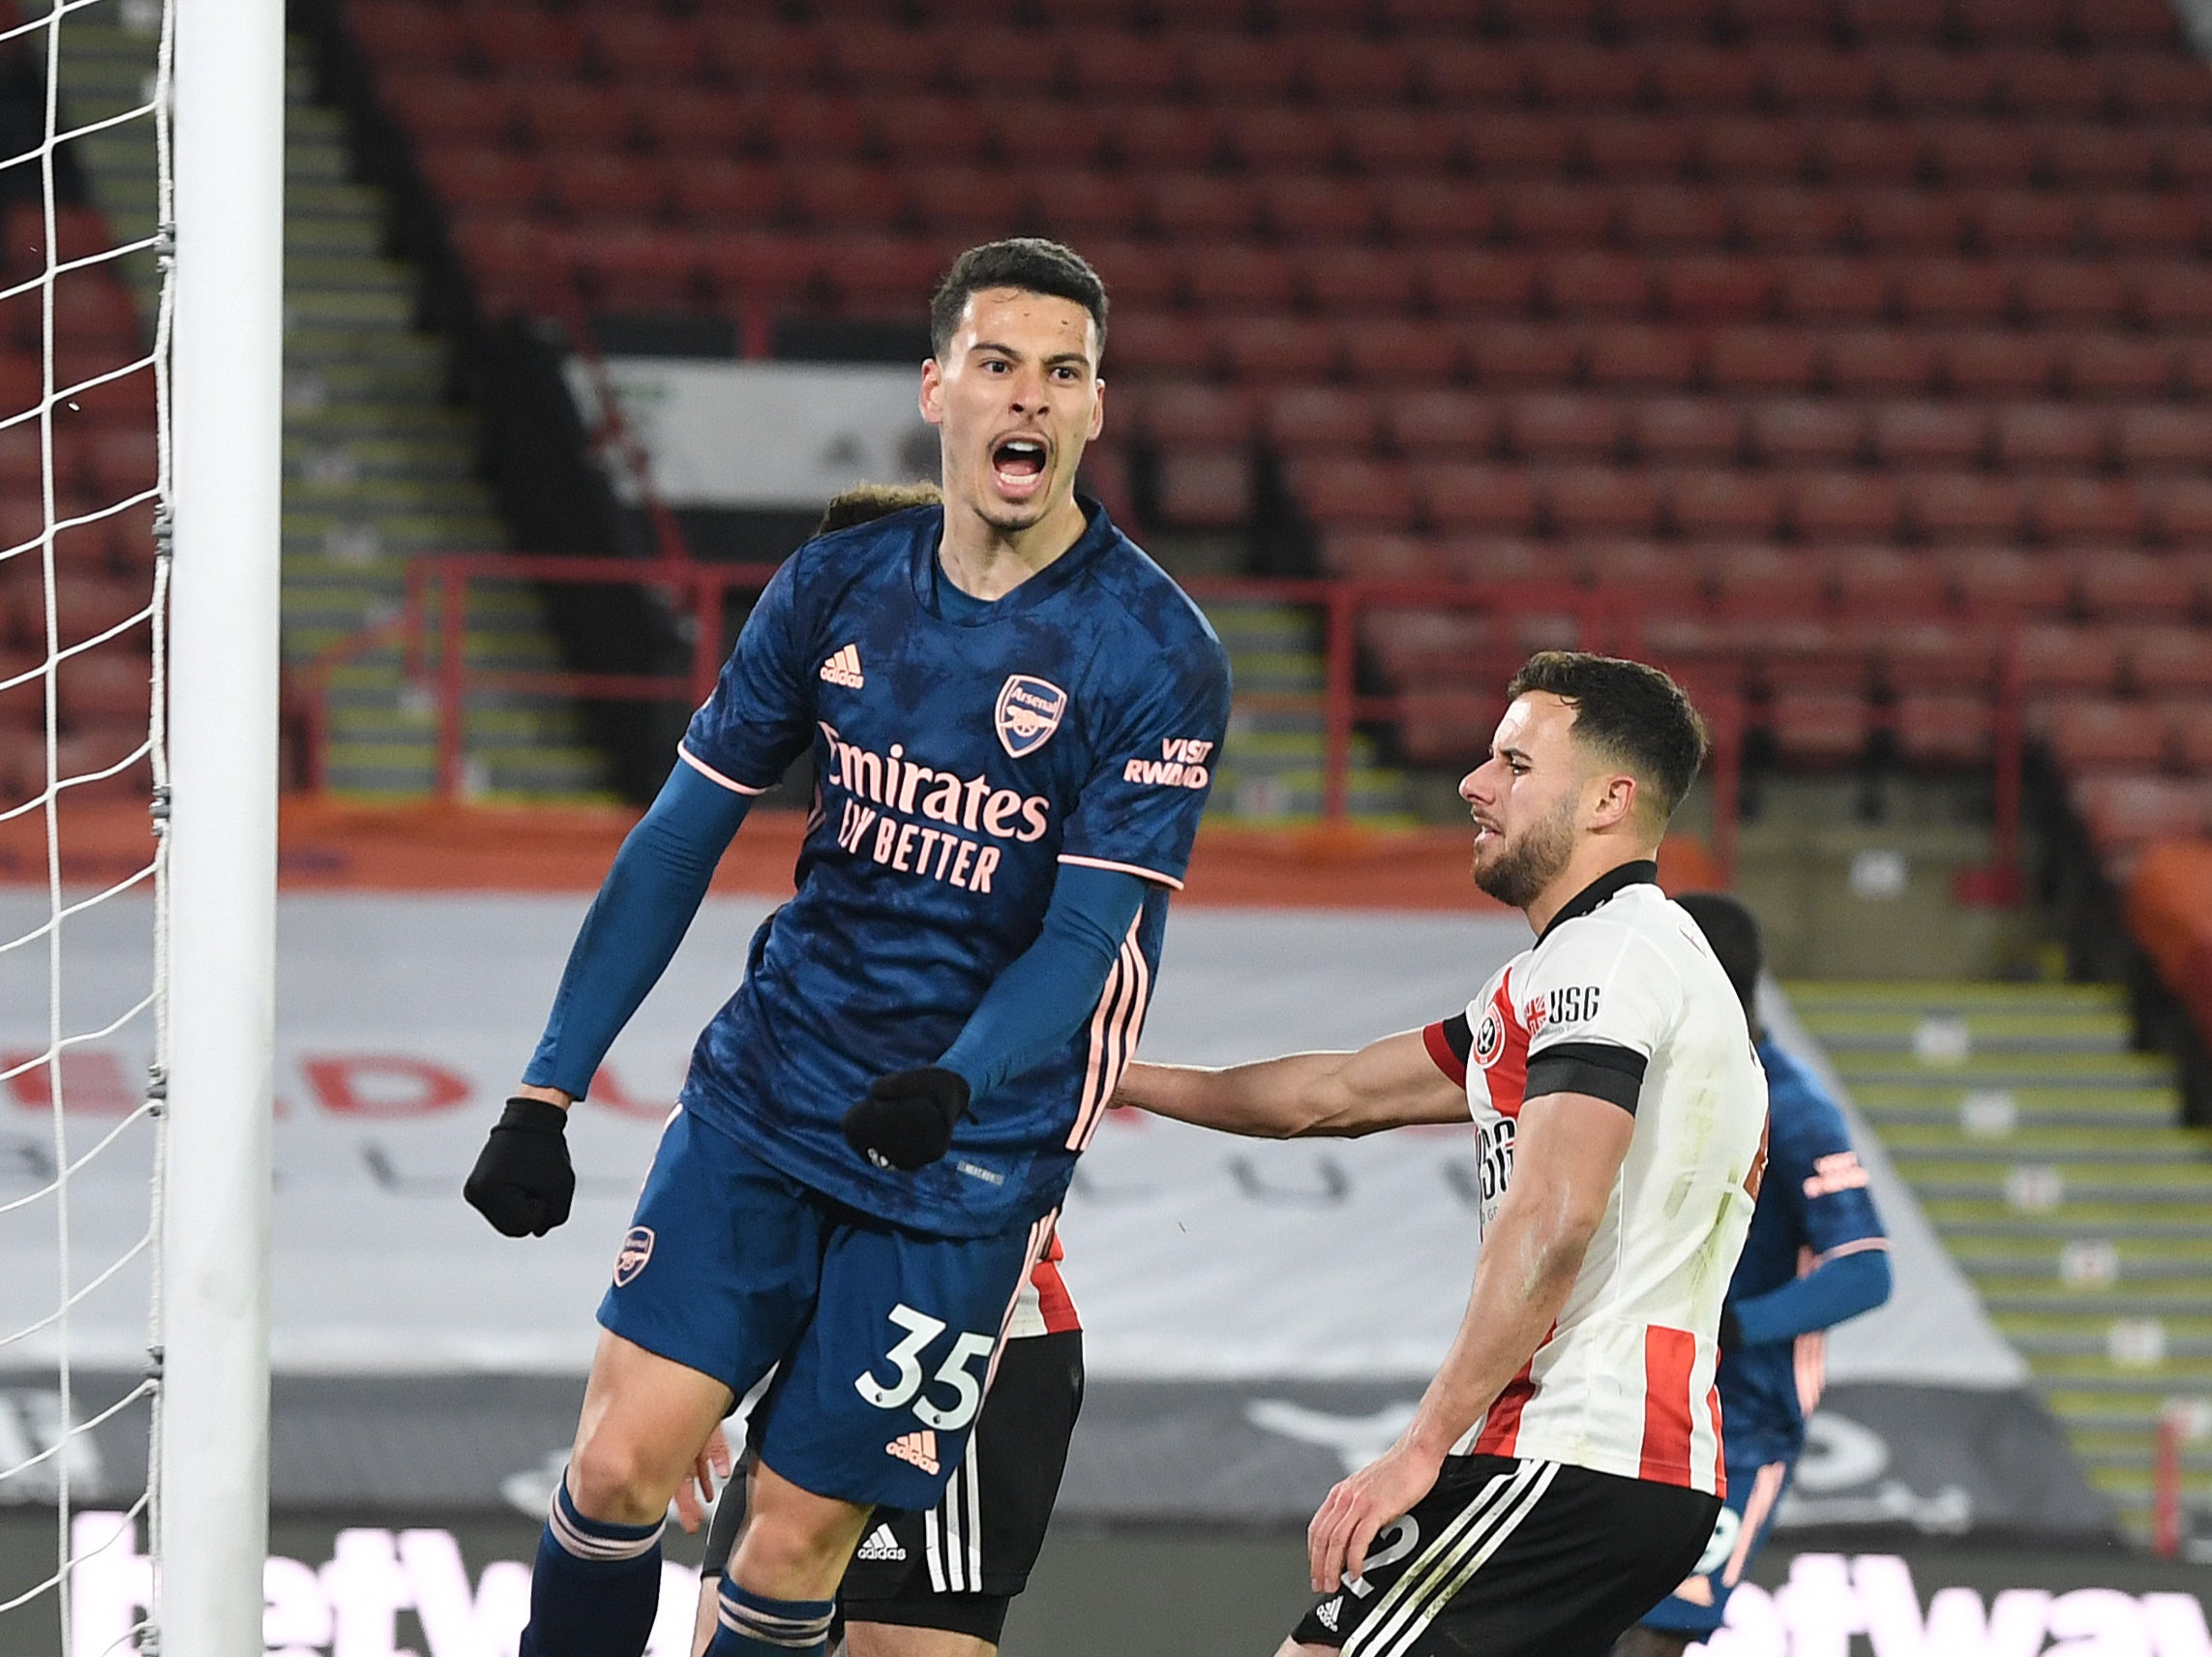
[{"xmin": 302, "ymin": 551, "xmax": 2036, "ymax": 894}]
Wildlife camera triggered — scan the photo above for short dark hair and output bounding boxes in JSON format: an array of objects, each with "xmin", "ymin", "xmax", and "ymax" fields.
[
  {"xmin": 1505, "ymin": 650, "xmax": 1709, "ymax": 823},
  {"xmin": 1675, "ymin": 891, "xmax": 1763, "ymax": 1025},
  {"xmin": 928, "ymin": 238, "xmax": 1108, "ymax": 363},
  {"xmin": 814, "ymin": 480, "xmax": 942, "ymax": 536}
]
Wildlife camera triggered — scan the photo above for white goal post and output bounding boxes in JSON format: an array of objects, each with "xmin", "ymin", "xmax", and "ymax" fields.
[{"xmin": 160, "ymin": 0, "xmax": 284, "ymax": 1648}]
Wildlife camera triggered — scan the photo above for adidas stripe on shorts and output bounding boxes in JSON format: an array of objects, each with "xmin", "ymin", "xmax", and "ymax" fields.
[{"xmin": 1291, "ymin": 1454, "xmax": 1720, "ymax": 1657}]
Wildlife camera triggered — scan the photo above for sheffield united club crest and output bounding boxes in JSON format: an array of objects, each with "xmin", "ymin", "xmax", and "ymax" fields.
[{"xmin": 995, "ymin": 675, "xmax": 1067, "ymax": 759}]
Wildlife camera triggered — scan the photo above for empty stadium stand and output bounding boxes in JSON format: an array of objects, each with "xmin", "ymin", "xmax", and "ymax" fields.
[{"xmin": 339, "ymin": 0, "xmax": 2212, "ymax": 865}]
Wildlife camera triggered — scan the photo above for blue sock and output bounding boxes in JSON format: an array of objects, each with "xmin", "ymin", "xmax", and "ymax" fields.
[
  {"xmin": 707, "ymin": 1579, "xmax": 835, "ymax": 1655},
  {"xmin": 518, "ymin": 1473, "xmax": 666, "ymax": 1657}
]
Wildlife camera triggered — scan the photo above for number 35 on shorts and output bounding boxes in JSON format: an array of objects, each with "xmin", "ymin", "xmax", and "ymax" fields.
[{"xmin": 853, "ymin": 1304, "xmax": 997, "ymax": 1431}]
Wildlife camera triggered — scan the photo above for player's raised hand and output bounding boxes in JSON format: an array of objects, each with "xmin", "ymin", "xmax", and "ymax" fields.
[
  {"xmin": 672, "ymin": 1426, "xmax": 732, "ymax": 1534},
  {"xmin": 841, "ymin": 1068, "xmax": 970, "ymax": 1171},
  {"xmin": 1308, "ymin": 1438, "xmax": 1444, "ymax": 1593},
  {"xmin": 463, "ymin": 1096, "xmax": 577, "ymax": 1236}
]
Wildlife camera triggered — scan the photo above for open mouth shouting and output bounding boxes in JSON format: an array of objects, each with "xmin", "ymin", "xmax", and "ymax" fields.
[{"xmin": 990, "ymin": 434, "xmax": 1051, "ymax": 503}]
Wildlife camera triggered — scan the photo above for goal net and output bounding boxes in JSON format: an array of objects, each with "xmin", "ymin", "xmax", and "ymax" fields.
[{"xmin": 0, "ymin": 0, "xmax": 174, "ymax": 1648}]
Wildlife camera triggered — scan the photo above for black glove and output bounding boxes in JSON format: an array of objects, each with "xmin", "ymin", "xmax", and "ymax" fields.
[
  {"xmin": 464, "ymin": 1097, "xmax": 576, "ymax": 1236},
  {"xmin": 842, "ymin": 1068, "xmax": 971, "ymax": 1172},
  {"xmin": 1719, "ymin": 1306, "xmax": 1743, "ymax": 1352}
]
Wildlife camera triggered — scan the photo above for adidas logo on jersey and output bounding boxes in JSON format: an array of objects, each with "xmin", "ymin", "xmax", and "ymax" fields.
[
  {"xmin": 820, "ymin": 645, "xmax": 865, "ymax": 689},
  {"xmin": 1314, "ymin": 1598, "xmax": 1342, "ymax": 1633},
  {"xmin": 885, "ymin": 1430, "xmax": 940, "ymax": 1476},
  {"xmin": 855, "ymin": 1524, "xmax": 908, "ymax": 1563}
]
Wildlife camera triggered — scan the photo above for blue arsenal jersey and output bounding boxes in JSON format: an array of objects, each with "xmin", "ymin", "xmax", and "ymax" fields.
[
  {"xmin": 1718, "ymin": 1036, "xmax": 1889, "ymax": 1464},
  {"xmin": 675, "ymin": 499, "xmax": 1229, "ymax": 1237}
]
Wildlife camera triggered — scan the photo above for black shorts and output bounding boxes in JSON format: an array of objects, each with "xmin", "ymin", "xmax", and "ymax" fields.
[
  {"xmin": 702, "ymin": 1329, "xmax": 1083, "ymax": 1644},
  {"xmin": 1291, "ymin": 1455, "xmax": 1720, "ymax": 1657}
]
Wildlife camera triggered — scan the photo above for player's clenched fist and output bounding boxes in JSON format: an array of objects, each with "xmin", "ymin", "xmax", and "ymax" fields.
[
  {"xmin": 841, "ymin": 1068, "xmax": 970, "ymax": 1171},
  {"xmin": 464, "ymin": 1097, "xmax": 576, "ymax": 1236}
]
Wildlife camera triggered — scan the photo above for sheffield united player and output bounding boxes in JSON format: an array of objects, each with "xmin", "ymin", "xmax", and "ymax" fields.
[
  {"xmin": 1617, "ymin": 893, "xmax": 1890, "ymax": 1657},
  {"xmin": 1118, "ymin": 652, "xmax": 1766, "ymax": 1657},
  {"xmin": 463, "ymin": 239, "xmax": 1227, "ymax": 1657}
]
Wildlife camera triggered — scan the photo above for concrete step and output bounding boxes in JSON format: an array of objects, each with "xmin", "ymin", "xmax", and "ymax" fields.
[
  {"xmin": 1923, "ymin": 1201, "xmax": 2212, "ymax": 1235},
  {"xmin": 1828, "ymin": 1052, "xmax": 2173, "ymax": 1087},
  {"xmin": 282, "ymin": 436, "xmax": 478, "ymax": 483},
  {"xmin": 286, "ymin": 287, "xmax": 415, "ymax": 331},
  {"xmin": 280, "ymin": 180, "xmax": 384, "ymax": 221},
  {"xmin": 1228, "ymin": 650, "xmax": 1324, "ymax": 694},
  {"xmin": 286, "ymin": 253, "xmax": 415, "ymax": 296},
  {"xmin": 1894, "ymin": 1160, "xmax": 2212, "ymax": 1196},
  {"xmin": 1789, "ymin": 981, "xmax": 2127, "ymax": 1014},
  {"xmin": 284, "ymin": 475, "xmax": 494, "ymax": 514},
  {"xmin": 283, "ymin": 509, "xmax": 505, "ymax": 550},
  {"xmin": 1985, "ymin": 1287, "xmax": 2212, "ymax": 1317},
  {"xmin": 1848, "ymin": 1083, "xmax": 2178, "ymax": 1129},
  {"xmin": 288, "ymin": 361, "xmax": 451, "ymax": 406},
  {"xmin": 1873, "ymin": 1124, "xmax": 2210, "ymax": 1158},
  {"xmin": 1957, "ymin": 1243, "xmax": 2212, "ymax": 1277},
  {"xmin": 1795, "ymin": 1009, "xmax": 2133, "ymax": 1053}
]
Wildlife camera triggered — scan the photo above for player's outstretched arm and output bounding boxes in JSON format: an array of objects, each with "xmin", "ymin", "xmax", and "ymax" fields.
[
  {"xmin": 464, "ymin": 761, "xmax": 751, "ymax": 1236},
  {"xmin": 1115, "ymin": 1030, "xmax": 1470, "ymax": 1140},
  {"xmin": 1307, "ymin": 1087, "xmax": 1632, "ymax": 1592}
]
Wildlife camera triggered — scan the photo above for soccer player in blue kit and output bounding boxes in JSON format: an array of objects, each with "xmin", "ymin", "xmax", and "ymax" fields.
[
  {"xmin": 462, "ymin": 237, "xmax": 1230, "ymax": 1657},
  {"xmin": 1615, "ymin": 893, "xmax": 1892, "ymax": 1657}
]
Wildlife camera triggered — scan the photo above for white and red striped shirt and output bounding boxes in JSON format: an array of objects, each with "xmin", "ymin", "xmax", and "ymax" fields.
[{"xmin": 1424, "ymin": 866, "xmax": 1766, "ymax": 1497}]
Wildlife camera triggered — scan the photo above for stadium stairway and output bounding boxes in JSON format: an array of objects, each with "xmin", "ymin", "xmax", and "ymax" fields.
[
  {"xmin": 1793, "ymin": 979, "xmax": 2212, "ymax": 1547},
  {"xmin": 49, "ymin": 4, "xmax": 607, "ymax": 798},
  {"xmin": 1201, "ymin": 597, "xmax": 1409, "ymax": 825}
]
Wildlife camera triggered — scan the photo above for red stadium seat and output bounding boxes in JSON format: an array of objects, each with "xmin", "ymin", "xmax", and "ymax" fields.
[
  {"xmin": 1671, "ymin": 470, "xmax": 1787, "ymax": 537},
  {"xmin": 2132, "ymin": 262, "xmax": 2212, "ymax": 331},
  {"xmin": 1942, "ymin": 332, "xmax": 2058, "ymax": 396},
  {"xmin": 1841, "ymin": 0, "xmax": 1948, "ymax": 44},
  {"xmin": 1221, "ymin": 108, "xmax": 1341, "ymax": 173},
  {"xmin": 512, "ymin": 80, "xmax": 633, "ymax": 151},
  {"xmin": 1894, "ymin": 691, "xmax": 1996, "ymax": 764},
  {"xmin": 1958, "ymin": 0, "xmax": 2069, "ymax": 45},
  {"xmin": 1706, "ymin": 328, "xmax": 1823, "ymax": 392},
  {"xmin": 2113, "ymin": 407, "xmax": 2206, "ymax": 473},
  {"xmin": 1324, "ymin": 532, "xmax": 1450, "ymax": 581},
  {"xmin": 2046, "ymin": 126, "xmax": 2162, "ymax": 189},
  {"xmin": 1387, "ymin": 389, "xmax": 1504, "ymax": 458},
  {"xmin": 471, "ymin": 8, "xmax": 587, "ymax": 75},
  {"xmin": 1500, "ymin": 183, "xmax": 1618, "ymax": 249},
  {"xmin": 1626, "ymin": 398, "xmax": 1741, "ymax": 464},
  {"xmin": 1082, "ymin": 241, "xmax": 1181, "ymax": 308},
  {"xmin": 2069, "ymin": 774, "xmax": 2212, "ymax": 870},
  {"xmin": 987, "ymin": 101, "xmax": 1107, "ymax": 168},
  {"xmin": 1577, "ymin": 539, "xmax": 1705, "ymax": 607},
  {"xmin": 1105, "ymin": 313, "xmax": 1216, "ymax": 376},
  {"xmin": 376, "ymin": 69, "xmax": 519, "ymax": 146},
  {"xmin": 1300, "ymin": 37, "xmax": 1418, "ymax": 103},
  {"xmin": 1970, "ymin": 191, "xmax": 2082, "ymax": 256},
  {"xmin": 2091, "ymin": 0, "xmax": 2182, "ymax": 47},
  {"xmin": 1495, "ymin": 0, "xmax": 1608, "ymax": 36},
  {"xmin": 1992, "ymin": 48, "xmax": 2112, "ymax": 118},
  {"xmin": 1378, "ymin": 179, "xmax": 1498, "ymax": 246},
  {"xmin": 1149, "ymin": 176, "xmax": 1263, "ymax": 239},
  {"xmin": 1265, "ymin": 387, "xmax": 1384, "ymax": 455},
  {"xmin": 421, "ymin": 146, "xmax": 547, "ymax": 215},
  {"xmin": 1993, "ymin": 404, "xmax": 2108, "ymax": 473},
  {"xmin": 1416, "ymin": 249, "xmax": 1538, "ymax": 316},
  {"xmin": 1416, "ymin": 42, "xmax": 1535, "ymax": 105},
  {"xmin": 1304, "ymin": 247, "xmax": 1420, "ymax": 316},
  {"xmin": 1775, "ymin": 258, "xmax": 1893, "ymax": 323},
  {"xmin": 1464, "ymin": 114, "xmax": 1583, "ymax": 179},
  {"xmin": 1111, "ymin": 107, "xmax": 1224, "ymax": 170},
  {"xmin": 2039, "ymin": 697, "xmax": 2169, "ymax": 773},
  {"xmin": 1705, "ymin": 543, "xmax": 1829, "ymax": 617},
  {"xmin": 2015, "ymin": 261, "xmax": 2133, "ymax": 326},
  {"xmin": 1293, "ymin": 456, "xmax": 1418, "ymax": 528},
  {"xmin": 1924, "ymin": 120, "xmax": 2041, "ymax": 188},
  {"xmin": 1416, "ymin": 464, "xmax": 1543, "ymax": 534},
  {"xmin": 1764, "ymin": 49, "xmax": 1884, "ymax": 113},
  {"xmin": 2088, "ymin": 196, "xmax": 2203, "ymax": 257},
  {"xmin": 1827, "ymin": 330, "xmax": 1939, "ymax": 393},
  {"xmin": 1154, "ymin": 449, "xmax": 1252, "ymax": 527},
  {"xmin": 1619, "ymin": 187, "xmax": 1733, "ymax": 252},
  {"xmin": 2108, "ymin": 53, "xmax": 2212, "ymax": 121},
  {"xmin": 1529, "ymin": 47, "xmax": 1648, "ymax": 110},
  {"xmin": 1543, "ymin": 253, "xmax": 1653, "ymax": 320},
  {"xmin": 1833, "ymin": 544, "xmax": 1950, "ymax": 620},
  {"xmin": 2033, "ymin": 477, "xmax": 2149, "ymax": 546},
  {"xmin": 1260, "ymin": 177, "xmax": 1380, "ymax": 244},
  {"xmin": 2076, "ymin": 551, "xmax": 2199, "ymax": 621},
  {"xmin": 1815, "ymin": 122, "xmax": 1927, "ymax": 187},
  {"xmin": 698, "ymin": 18, "xmax": 825, "ymax": 87},
  {"xmin": 1735, "ymin": 188, "xmax": 1851, "ymax": 252},
  {"xmin": 1062, "ymin": 29, "xmax": 1183, "ymax": 98},
  {"xmin": 1341, "ymin": 109, "xmax": 1462, "ymax": 175},
  {"xmin": 1185, "ymin": 246, "xmax": 1300, "ymax": 312},
  {"xmin": 910, "ymin": 166, "xmax": 1031, "ymax": 237},
  {"xmin": 1648, "ymin": 47, "xmax": 1768, "ymax": 112},
  {"xmin": 1340, "ymin": 318, "xmax": 1459, "ymax": 384},
  {"xmin": 1768, "ymin": 689, "xmax": 1871, "ymax": 764},
  {"xmin": 1907, "ymin": 472, "xmax": 2026, "ymax": 540},
  {"xmin": 2017, "ymin": 622, "xmax": 2128, "ymax": 696},
  {"xmin": 1700, "ymin": 118, "xmax": 1817, "ymax": 184},
  {"xmin": 593, "ymin": 14, "xmax": 709, "ymax": 81},
  {"xmin": 548, "ymin": 153, "xmax": 671, "ymax": 222},
  {"xmin": 82, "ymin": 428, "xmax": 156, "ymax": 498},
  {"xmin": 1463, "ymin": 322, "xmax": 1582, "ymax": 387},
  {"xmin": 1659, "ymin": 256, "xmax": 1776, "ymax": 321},
  {"xmin": 1134, "ymin": 379, "xmax": 1260, "ymax": 447},
  {"xmin": 2128, "ymin": 625, "xmax": 2212, "ymax": 696},
  {"xmin": 1544, "ymin": 466, "xmax": 1665, "ymax": 535},
  {"xmin": 1894, "ymin": 259, "xmax": 2013, "ymax": 325},
  {"xmin": 349, "ymin": 0, "xmax": 468, "ymax": 67},
  {"xmin": 1505, "ymin": 392, "xmax": 1622, "ymax": 461},
  {"xmin": 1881, "ymin": 47, "xmax": 2001, "ymax": 114},
  {"xmin": 1182, "ymin": 33, "xmax": 1302, "ymax": 101},
  {"xmin": 1584, "ymin": 325, "xmax": 1699, "ymax": 389},
  {"xmin": 2062, "ymin": 334, "xmax": 2176, "ymax": 400},
  {"xmin": 2169, "ymin": 703, "xmax": 2212, "ymax": 772},
  {"xmin": 1870, "ymin": 401, "xmax": 1988, "ymax": 469},
  {"xmin": 1439, "ymin": 537, "xmax": 1553, "ymax": 587},
  {"xmin": 634, "ymin": 87, "xmax": 752, "ymax": 156},
  {"xmin": 874, "ymin": 98, "xmax": 996, "ymax": 166},
  {"xmin": 1941, "ymin": 544, "xmax": 2071, "ymax": 618},
  {"xmin": 1790, "ymin": 472, "xmax": 1906, "ymax": 541},
  {"xmin": 2151, "ymin": 479, "xmax": 2212, "ymax": 545},
  {"xmin": 1850, "ymin": 189, "xmax": 1965, "ymax": 254},
  {"xmin": 748, "ymin": 94, "xmax": 873, "ymax": 163},
  {"xmin": 1217, "ymin": 316, "xmax": 1337, "ymax": 381},
  {"xmin": 1583, "ymin": 118, "xmax": 1699, "ymax": 185}
]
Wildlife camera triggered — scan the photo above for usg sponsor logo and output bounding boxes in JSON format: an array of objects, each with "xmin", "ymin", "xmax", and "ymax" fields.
[
  {"xmin": 1697, "ymin": 1552, "xmax": 2212, "ymax": 1657},
  {"xmin": 613, "ymin": 1225, "xmax": 654, "ymax": 1286},
  {"xmin": 995, "ymin": 675, "xmax": 1067, "ymax": 759}
]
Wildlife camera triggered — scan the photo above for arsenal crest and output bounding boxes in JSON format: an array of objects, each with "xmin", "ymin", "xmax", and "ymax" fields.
[
  {"xmin": 995, "ymin": 675, "xmax": 1068, "ymax": 759},
  {"xmin": 613, "ymin": 1225, "xmax": 655, "ymax": 1287}
]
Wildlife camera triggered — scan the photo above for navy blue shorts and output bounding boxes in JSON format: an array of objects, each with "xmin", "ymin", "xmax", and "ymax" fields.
[
  {"xmin": 1637, "ymin": 1455, "xmax": 1795, "ymax": 1636},
  {"xmin": 598, "ymin": 1109, "xmax": 1048, "ymax": 1511}
]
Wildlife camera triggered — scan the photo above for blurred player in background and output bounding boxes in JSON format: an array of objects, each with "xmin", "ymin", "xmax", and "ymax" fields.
[
  {"xmin": 463, "ymin": 238, "xmax": 1228, "ymax": 1657},
  {"xmin": 682, "ymin": 480, "xmax": 1089, "ymax": 1657},
  {"xmin": 1119, "ymin": 652, "xmax": 1767, "ymax": 1657},
  {"xmin": 1614, "ymin": 892, "xmax": 1892, "ymax": 1657}
]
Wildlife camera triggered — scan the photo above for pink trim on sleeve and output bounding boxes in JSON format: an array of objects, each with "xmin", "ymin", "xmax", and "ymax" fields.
[
  {"xmin": 677, "ymin": 743, "xmax": 770, "ymax": 797},
  {"xmin": 1058, "ymin": 854, "xmax": 1184, "ymax": 890},
  {"xmin": 1813, "ymin": 1236, "xmax": 1891, "ymax": 1265}
]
